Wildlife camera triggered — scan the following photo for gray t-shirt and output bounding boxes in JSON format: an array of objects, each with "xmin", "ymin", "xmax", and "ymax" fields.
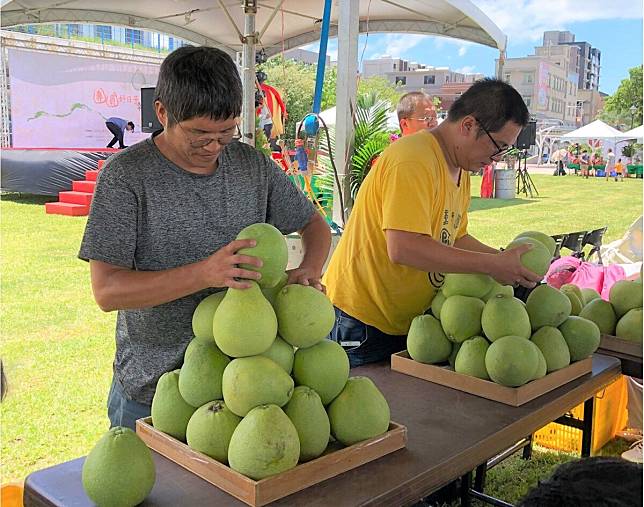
[{"xmin": 79, "ymin": 137, "xmax": 316, "ymax": 404}]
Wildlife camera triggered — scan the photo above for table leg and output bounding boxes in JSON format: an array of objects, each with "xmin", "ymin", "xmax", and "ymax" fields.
[
  {"xmin": 522, "ymin": 434, "xmax": 533, "ymax": 460},
  {"xmin": 474, "ymin": 462, "xmax": 487, "ymax": 491},
  {"xmin": 581, "ymin": 397, "xmax": 594, "ymax": 457},
  {"xmin": 461, "ymin": 471, "xmax": 473, "ymax": 507}
]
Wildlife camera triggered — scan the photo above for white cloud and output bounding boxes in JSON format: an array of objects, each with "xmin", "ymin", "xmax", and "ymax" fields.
[
  {"xmin": 454, "ymin": 66, "xmax": 477, "ymax": 74},
  {"xmin": 458, "ymin": 46, "xmax": 468, "ymax": 57},
  {"xmin": 472, "ymin": 0, "xmax": 642, "ymax": 42}
]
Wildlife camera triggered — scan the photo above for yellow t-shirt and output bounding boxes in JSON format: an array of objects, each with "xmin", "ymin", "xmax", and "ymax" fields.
[{"xmin": 323, "ymin": 130, "xmax": 471, "ymax": 335}]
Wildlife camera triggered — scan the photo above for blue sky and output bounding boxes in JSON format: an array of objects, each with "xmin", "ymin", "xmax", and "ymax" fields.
[{"xmin": 304, "ymin": 0, "xmax": 642, "ymax": 95}]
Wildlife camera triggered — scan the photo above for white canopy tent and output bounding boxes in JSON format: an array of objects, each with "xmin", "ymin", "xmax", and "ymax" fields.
[
  {"xmin": 616, "ymin": 125, "xmax": 644, "ymax": 140},
  {"xmin": 561, "ymin": 119, "xmax": 623, "ymax": 140},
  {"xmin": 1, "ymin": 0, "xmax": 507, "ymax": 223}
]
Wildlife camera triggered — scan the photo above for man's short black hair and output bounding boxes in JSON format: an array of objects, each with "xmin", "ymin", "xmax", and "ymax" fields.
[
  {"xmin": 127, "ymin": 121, "xmax": 135, "ymax": 130},
  {"xmin": 154, "ymin": 46, "xmax": 242, "ymax": 125},
  {"xmin": 447, "ymin": 78, "xmax": 529, "ymax": 134},
  {"xmin": 518, "ymin": 457, "xmax": 642, "ymax": 507}
]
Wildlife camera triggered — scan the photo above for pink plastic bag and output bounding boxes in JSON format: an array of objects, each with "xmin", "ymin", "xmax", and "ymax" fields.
[{"xmin": 545, "ymin": 256, "xmax": 627, "ymax": 300}]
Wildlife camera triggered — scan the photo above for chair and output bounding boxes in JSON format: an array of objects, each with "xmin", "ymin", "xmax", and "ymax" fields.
[
  {"xmin": 582, "ymin": 227, "xmax": 608, "ymax": 265},
  {"xmin": 559, "ymin": 231, "xmax": 588, "ymax": 259},
  {"xmin": 550, "ymin": 234, "xmax": 566, "ymax": 260}
]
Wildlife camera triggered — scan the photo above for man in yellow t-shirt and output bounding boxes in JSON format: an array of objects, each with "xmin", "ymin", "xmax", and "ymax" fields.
[{"xmin": 324, "ymin": 78, "xmax": 542, "ymax": 367}]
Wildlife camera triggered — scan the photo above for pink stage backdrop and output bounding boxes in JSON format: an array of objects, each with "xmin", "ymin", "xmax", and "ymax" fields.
[{"xmin": 9, "ymin": 48, "xmax": 160, "ymax": 148}]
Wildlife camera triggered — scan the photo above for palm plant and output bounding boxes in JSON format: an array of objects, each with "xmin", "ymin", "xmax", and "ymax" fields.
[
  {"xmin": 317, "ymin": 92, "xmax": 395, "ymax": 213},
  {"xmin": 349, "ymin": 92, "xmax": 393, "ymax": 198}
]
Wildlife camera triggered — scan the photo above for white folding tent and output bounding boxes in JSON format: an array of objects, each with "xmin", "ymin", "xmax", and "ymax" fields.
[
  {"xmin": 561, "ymin": 119, "xmax": 623, "ymax": 140},
  {"xmin": 616, "ymin": 125, "xmax": 644, "ymax": 140},
  {"xmin": 1, "ymin": 0, "xmax": 507, "ymax": 223}
]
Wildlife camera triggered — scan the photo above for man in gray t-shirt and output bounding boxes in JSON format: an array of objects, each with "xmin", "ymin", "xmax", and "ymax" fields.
[{"xmin": 79, "ymin": 46, "xmax": 331, "ymax": 430}]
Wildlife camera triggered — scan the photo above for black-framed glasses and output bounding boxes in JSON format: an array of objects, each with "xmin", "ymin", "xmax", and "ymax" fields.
[
  {"xmin": 408, "ymin": 115, "xmax": 437, "ymax": 124},
  {"xmin": 168, "ymin": 110, "xmax": 241, "ymax": 148},
  {"xmin": 474, "ymin": 118, "xmax": 513, "ymax": 160}
]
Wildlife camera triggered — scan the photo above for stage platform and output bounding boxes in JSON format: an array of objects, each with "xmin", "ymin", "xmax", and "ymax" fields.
[{"xmin": 1, "ymin": 147, "xmax": 118, "ymax": 196}]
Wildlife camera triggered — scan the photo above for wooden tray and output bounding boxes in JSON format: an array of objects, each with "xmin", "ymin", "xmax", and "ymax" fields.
[
  {"xmin": 598, "ymin": 334, "xmax": 642, "ymax": 359},
  {"xmin": 391, "ymin": 351, "xmax": 593, "ymax": 407},
  {"xmin": 136, "ymin": 417, "xmax": 407, "ymax": 506}
]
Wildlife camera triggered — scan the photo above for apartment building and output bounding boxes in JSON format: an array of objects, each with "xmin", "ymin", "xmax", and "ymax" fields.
[{"xmin": 362, "ymin": 56, "xmax": 483, "ymax": 110}]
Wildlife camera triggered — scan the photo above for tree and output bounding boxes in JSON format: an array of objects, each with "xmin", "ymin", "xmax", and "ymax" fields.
[
  {"xmin": 599, "ymin": 65, "xmax": 642, "ymax": 129},
  {"xmin": 358, "ymin": 76, "xmax": 403, "ymax": 111}
]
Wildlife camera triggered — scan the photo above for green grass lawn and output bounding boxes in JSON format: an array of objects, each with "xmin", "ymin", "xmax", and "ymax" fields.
[{"xmin": 1, "ymin": 174, "xmax": 642, "ymax": 493}]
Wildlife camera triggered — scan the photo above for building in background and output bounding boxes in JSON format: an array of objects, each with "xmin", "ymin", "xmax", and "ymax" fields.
[
  {"xmin": 282, "ymin": 48, "xmax": 331, "ymax": 67},
  {"xmin": 362, "ymin": 55, "xmax": 483, "ymax": 112},
  {"xmin": 5, "ymin": 23, "xmax": 192, "ymax": 52},
  {"xmin": 543, "ymin": 30, "xmax": 601, "ymax": 91},
  {"xmin": 497, "ymin": 30, "xmax": 602, "ymax": 127}
]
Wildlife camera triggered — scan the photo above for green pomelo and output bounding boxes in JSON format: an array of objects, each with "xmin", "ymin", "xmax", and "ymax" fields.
[
  {"xmin": 448, "ymin": 342, "xmax": 461, "ymax": 368},
  {"xmin": 506, "ymin": 237, "xmax": 552, "ymax": 277},
  {"xmin": 284, "ymin": 386, "xmax": 330, "ymax": 461},
  {"xmin": 407, "ymin": 314, "xmax": 452, "ymax": 364},
  {"xmin": 616, "ymin": 308, "xmax": 643, "ymax": 342},
  {"xmin": 222, "ymin": 356, "xmax": 294, "ymax": 417},
  {"xmin": 82, "ymin": 427, "xmax": 155, "ymax": 507},
  {"xmin": 485, "ymin": 335, "xmax": 539, "ymax": 387},
  {"xmin": 526, "ymin": 340, "xmax": 547, "ymax": 380},
  {"xmin": 481, "ymin": 295, "xmax": 531, "ymax": 341},
  {"xmin": 327, "ymin": 376, "xmax": 390, "ymax": 446},
  {"xmin": 526, "ymin": 284, "xmax": 572, "ymax": 330},
  {"xmin": 151, "ymin": 370, "xmax": 196, "ymax": 441},
  {"xmin": 454, "ymin": 336, "xmax": 490, "ymax": 380},
  {"xmin": 179, "ymin": 339, "xmax": 230, "ymax": 408},
  {"xmin": 292, "ymin": 339, "xmax": 350, "ymax": 405},
  {"xmin": 228, "ymin": 404, "xmax": 299, "ymax": 480},
  {"xmin": 530, "ymin": 326, "xmax": 570, "ymax": 372},
  {"xmin": 192, "ymin": 291, "xmax": 226, "ymax": 340},
  {"xmin": 579, "ymin": 299, "xmax": 617, "ymax": 335},
  {"xmin": 430, "ymin": 291, "xmax": 446, "ymax": 319},
  {"xmin": 274, "ymin": 284, "xmax": 335, "ymax": 348},
  {"xmin": 213, "ymin": 281, "xmax": 277, "ymax": 357},
  {"xmin": 185, "ymin": 400, "xmax": 241, "ymax": 464},
  {"xmin": 440, "ymin": 295, "xmax": 485, "ymax": 343},
  {"xmin": 514, "ymin": 230, "xmax": 556, "ymax": 257},
  {"xmin": 236, "ymin": 223, "xmax": 288, "ymax": 288},
  {"xmin": 558, "ymin": 316, "xmax": 600, "ymax": 361},
  {"xmin": 609, "ymin": 280, "xmax": 644, "ymax": 318},
  {"xmin": 560, "ymin": 286, "xmax": 583, "ymax": 316},
  {"xmin": 561, "ymin": 283, "xmax": 584, "ymax": 305},
  {"xmin": 260, "ymin": 335, "xmax": 295, "ymax": 374},
  {"xmin": 482, "ymin": 281, "xmax": 514, "ymax": 302},
  {"xmin": 441, "ymin": 273, "xmax": 494, "ymax": 299},
  {"xmin": 580, "ymin": 287, "xmax": 601, "ymax": 305},
  {"xmin": 261, "ymin": 272, "xmax": 289, "ymax": 306}
]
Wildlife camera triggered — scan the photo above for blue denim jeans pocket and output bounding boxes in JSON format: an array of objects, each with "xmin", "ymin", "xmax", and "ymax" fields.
[
  {"xmin": 107, "ymin": 376, "xmax": 151, "ymax": 431},
  {"xmin": 330, "ymin": 308, "xmax": 368, "ymax": 352},
  {"xmin": 329, "ymin": 308, "xmax": 406, "ymax": 368}
]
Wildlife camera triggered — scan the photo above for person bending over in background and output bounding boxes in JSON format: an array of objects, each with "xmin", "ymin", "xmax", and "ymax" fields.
[{"xmin": 105, "ymin": 117, "xmax": 134, "ymax": 149}]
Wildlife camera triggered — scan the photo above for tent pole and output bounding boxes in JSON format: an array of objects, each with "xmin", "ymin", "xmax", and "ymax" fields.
[
  {"xmin": 333, "ymin": 0, "xmax": 359, "ymax": 226},
  {"xmin": 241, "ymin": 0, "xmax": 257, "ymax": 146}
]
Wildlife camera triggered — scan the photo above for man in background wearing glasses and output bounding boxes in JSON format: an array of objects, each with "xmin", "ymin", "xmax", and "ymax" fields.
[
  {"xmin": 324, "ymin": 78, "xmax": 542, "ymax": 368},
  {"xmin": 396, "ymin": 91, "xmax": 438, "ymax": 136},
  {"xmin": 79, "ymin": 46, "xmax": 331, "ymax": 429}
]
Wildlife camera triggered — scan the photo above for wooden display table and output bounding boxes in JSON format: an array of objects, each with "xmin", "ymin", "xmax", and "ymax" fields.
[{"xmin": 24, "ymin": 355, "xmax": 620, "ymax": 507}]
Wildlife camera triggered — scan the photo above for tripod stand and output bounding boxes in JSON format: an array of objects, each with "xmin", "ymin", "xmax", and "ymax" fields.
[{"xmin": 516, "ymin": 150, "xmax": 539, "ymax": 197}]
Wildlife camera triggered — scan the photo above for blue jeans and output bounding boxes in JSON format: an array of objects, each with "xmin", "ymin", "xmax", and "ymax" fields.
[
  {"xmin": 107, "ymin": 376, "xmax": 151, "ymax": 430},
  {"xmin": 329, "ymin": 308, "xmax": 407, "ymax": 368}
]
